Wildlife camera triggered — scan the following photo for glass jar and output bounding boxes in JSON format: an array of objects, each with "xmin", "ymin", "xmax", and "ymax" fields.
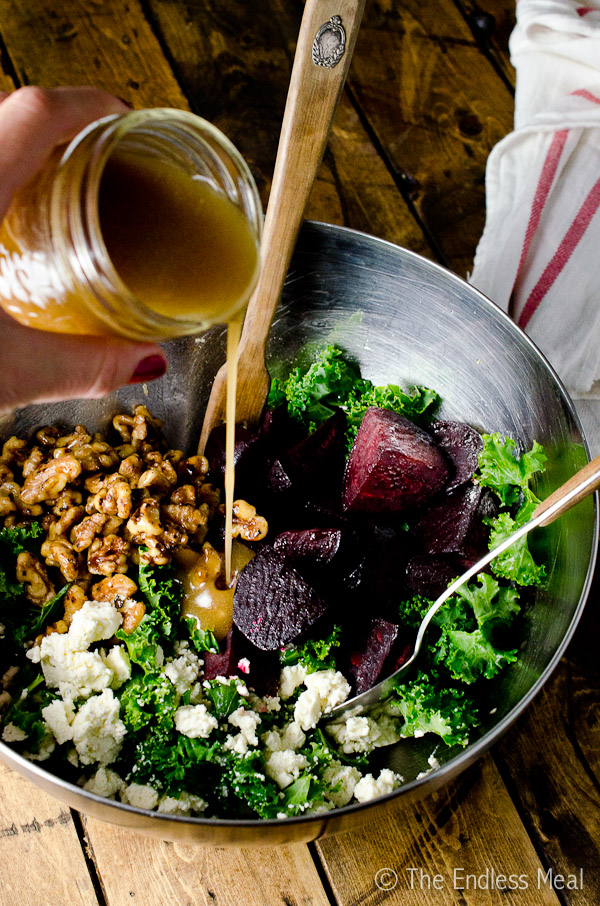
[{"xmin": 0, "ymin": 109, "xmax": 263, "ymax": 341}]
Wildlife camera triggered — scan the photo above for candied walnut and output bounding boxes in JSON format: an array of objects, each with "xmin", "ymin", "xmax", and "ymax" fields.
[
  {"xmin": 88, "ymin": 534, "xmax": 131, "ymax": 576},
  {"xmin": 0, "ymin": 436, "xmax": 29, "ymax": 468},
  {"xmin": 16, "ymin": 552, "xmax": 55, "ymax": 605},
  {"xmin": 20, "ymin": 454, "xmax": 82, "ymax": 505},
  {"xmin": 22, "ymin": 446, "xmax": 45, "ymax": 478},
  {"xmin": 112, "ymin": 413, "xmax": 135, "ymax": 444},
  {"xmin": 118, "ymin": 453, "xmax": 144, "ymax": 486},
  {"xmin": 160, "ymin": 524, "xmax": 188, "ymax": 553},
  {"xmin": 0, "ymin": 463, "xmax": 14, "ymax": 483},
  {"xmin": 137, "ymin": 536, "xmax": 170, "ymax": 566},
  {"xmin": 132, "ymin": 405, "xmax": 162, "ymax": 444},
  {"xmin": 41, "ymin": 537, "xmax": 80, "ymax": 582},
  {"xmin": 102, "ymin": 516, "xmax": 124, "ymax": 536},
  {"xmin": 170, "ymin": 484, "xmax": 196, "ymax": 506},
  {"xmin": 162, "ymin": 502, "xmax": 207, "ymax": 535},
  {"xmin": 54, "ymin": 429, "xmax": 92, "ymax": 451},
  {"xmin": 165, "ymin": 449, "xmax": 185, "ymax": 469},
  {"xmin": 35, "ymin": 619, "xmax": 69, "ymax": 646},
  {"xmin": 126, "ymin": 499, "xmax": 163, "ymax": 538},
  {"xmin": 137, "ymin": 455, "xmax": 178, "ymax": 496},
  {"xmin": 68, "ymin": 439, "xmax": 119, "ymax": 472},
  {"xmin": 35, "ymin": 425, "xmax": 60, "ymax": 448},
  {"xmin": 0, "ymin": 495, "xmax": 16, "ymax": 517},
  {"xmin": 84, "ymin": 473, "xmax": 107, "ymax": 495},
  {"xmin": 229, "ymin": 500, "xmax": 268, "ymax": 542},
  {"xmin": 70, "ymin": 513, "xmax": 108, "ymax": 552},
  {"xmin": 48, "ymin": 505, "xmax": 85, "ymax": 539},
  {"xmin": 52, "ymin": 489, "xmax": 83, "ymax": 514},
  {"xmin": 88, "ymin": 479, "xmax": 132, "ymax": 519},
  {"xmin": 63, "ymin": 585, "xmax": 87, "ymax": 624},
  {"xmin": 120, "ymin": 599, "xmax": 146, "ymax": 634},
  {"xmin": 2, "ymin": 665, "xmax": 19, "ymax": 690},
  {"xmin": 178, "ymin": 454, "xmax": 209, "ymax": 483},
  {"xmin": 91, "ymin": 574, "xmax": 138, "ymax": 604}
]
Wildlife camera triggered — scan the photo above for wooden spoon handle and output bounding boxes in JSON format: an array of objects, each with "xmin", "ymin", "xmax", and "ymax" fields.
[
  {"xmin": 533, "ymin": 452, "xmax": 600, "ymax": 525},
  {"xmin": 198, "ymin": 0, "xmax": 366, "ymax": 452},
  {"xmin": 238, "ymin": 0, "xmax": 366, "ymax": 368}
]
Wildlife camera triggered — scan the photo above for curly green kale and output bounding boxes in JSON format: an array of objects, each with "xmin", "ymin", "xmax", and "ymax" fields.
[
  {"xmin": 388, "ymin": 671, "xmax": 479, "ymax": 747},
  {"xmin": 267, "ymin": 344, "xmax": 439, "ymax": 450},
  {"xmin": 279, "ymin": 624, "xmax": 342, "ymax": 673}
]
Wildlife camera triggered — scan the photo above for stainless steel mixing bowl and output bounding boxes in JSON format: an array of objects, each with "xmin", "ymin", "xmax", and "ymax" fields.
[{"xmin": 0, "ymin": 221, "xmax": 596, "ymax": 845}]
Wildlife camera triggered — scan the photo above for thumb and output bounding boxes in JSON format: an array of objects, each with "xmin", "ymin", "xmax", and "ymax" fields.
[{"xmin": 1, "ymin": 313, "xmax": 167, "ymax": 414}]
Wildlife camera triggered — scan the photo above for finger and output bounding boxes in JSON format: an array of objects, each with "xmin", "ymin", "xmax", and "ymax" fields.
[
  {"xmin": 0, "ymin": 310, "xmax": 167, "ymax": 415},
  {"xmin": 0, "ymin": 86, "xmax": 130, "ymax": 218}
]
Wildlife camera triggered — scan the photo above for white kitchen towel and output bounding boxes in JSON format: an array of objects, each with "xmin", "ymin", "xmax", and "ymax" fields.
[{"xmin": 469, "ymin": 0, "xmax": 600, "ymax": 453}]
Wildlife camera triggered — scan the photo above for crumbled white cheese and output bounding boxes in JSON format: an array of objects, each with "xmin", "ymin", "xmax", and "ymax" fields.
[
  {"xmin": 83, "ymin": 766, "xmax": 125, "ymax": 799},
  {"xmin": 157, "ymin": 792, "xmax": 207, "ymax": 816},
  {"xmin": 228, "ymin": 707, "xmax": 261, "ymax": 746},
  {"xmin": 23, "ymin": 732, "xmax": 56, "ymax": 762},
  {"xmin": 353, "ymin": 768, "xmax": 399, "ymax": 803},
  {"xmin": 263, "ymin": 721, "xmax": 306, "ymax": 753},
  {"xmin": 68, "ymin": 601, "xmax": 122, "ymax": 650},
  {"xmin": 294, "ymin": 670, "xmax": 350, "ymax": 730},
  {"xmin": 279, "ymin": 664, "xmax": 307, "ymax": 700},
  {"xmin": 164, "ymin": 647, "xmax": 201, "ymax": 694},
  {"xmin": 27, "ymin": 601, "xmax": 124, "ymax": 703},
  {"xmin": 174, "ymin": 704, "xmax": 218, "ymax": 739},
  {"xmin": 100, "ymin": 646, "xmax": 131, "ymax": 689},
  {"xmin": 71, "ymin": 689, "xmax": 126, "ymax": 765},
  {"xmin": 203, "ymin": 674, "xmax": 249, "ymax": 697},
  {"xmin": 327, "ymin": 713, "xmax": 402, "ymax": 754},
  {"xmin": 42, "ymin": 699, "xmax": 75, "ymax": 745},
  {"xmin": 120, "ymin": 782, "xmax": 160, "ymax": 811},
  {"xmin": 1, "ymin": 722, "xmax": 27, "ymax": 743},
  {"xmin": 265, "ymin": 749, "xmax": 309, "ymax": 789},
  {"xmin": 322, "ymin": 762, "xmax": 362, "ymax": 808},
  {"xmin": 223, "ymin": 732, "xmax": 250, "ymax": 755}
]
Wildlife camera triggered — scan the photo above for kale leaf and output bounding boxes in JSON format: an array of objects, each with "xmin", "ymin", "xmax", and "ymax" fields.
[
  {"xmin": 388, "ymin": 671, "xmax": 479, "ymax": 747},
  {"xmin": 279, "ymin": 624, "xmax": 342, "ymax": 673}
]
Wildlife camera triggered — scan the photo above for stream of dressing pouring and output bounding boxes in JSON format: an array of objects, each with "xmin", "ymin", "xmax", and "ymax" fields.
[
  {"xmin": 199, "ymin": 0, "xmax": 367, "ymax": 583},
  {"xmin": 323, "ymin": 452, "xmax": 600, "ymax": 724}
]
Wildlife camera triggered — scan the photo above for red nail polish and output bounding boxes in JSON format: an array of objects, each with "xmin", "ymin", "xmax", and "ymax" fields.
[{"xmin": 128, "ymin": 354, "xmax": 167, "ymax": 384}]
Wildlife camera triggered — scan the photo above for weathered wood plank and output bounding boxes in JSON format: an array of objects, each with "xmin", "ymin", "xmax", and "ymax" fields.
[
  {"xmin": 0, "ymin": 0, "xmax": 188, "ymax": 109},
  {"xmin": 0, "ymin": 762, "xmax": 99, "ymax": 906},
  {"xmin": 80, "ymin": 814, "xmax": 332, "ymax": 906},
  {"xmin": 316, "ymin": 755, "xmax": 563, "ymax": 906},
  {"xmin": 454, "ymin": 0, "xmax": 516, "ymax": 88},
  {"xmin": 145, "ymin": 0, "xmax": 433, "ymax": 253},
  {"xmin": 496, "ymin": 593, "xmax": 600, "ymax": 906},
  {"xmin": 345, "ymin": 0, "xmax": 515, "ymax": 276}
]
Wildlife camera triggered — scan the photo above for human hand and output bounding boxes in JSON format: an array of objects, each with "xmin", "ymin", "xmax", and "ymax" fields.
[{"xmin": 0, "ymin": 86, "xmax": 167, "ymax": 417}]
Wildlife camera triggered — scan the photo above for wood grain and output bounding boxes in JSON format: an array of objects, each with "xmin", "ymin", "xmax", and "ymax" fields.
[
  {"xmin": 0, "ymin": 762, "xmax": 99, "ymax": 906},
  {"xmin": 80, "ymin": 814, "xmax": 332, "ymax": 906},
  {"xmin": 316, "ymin": 755, "xmax": 563, "ymax": 906},
  {"xmin": 0, "ymin": 0, "xmax": 188, "ymax": 109},
  {"xmin": 496, "ymin": 585, "xmax": 600, "ymax": 906},
  {"xmin": 345, "ymin": 0, "xmax": 515, "ymax": 276},
  {"xmin": 454, "ymin": 0, "xmax": 517, "ymax": 88}
]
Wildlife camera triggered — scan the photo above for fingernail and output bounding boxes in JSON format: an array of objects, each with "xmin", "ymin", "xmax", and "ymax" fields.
[
  {"xmin": 128, "ymin": 354, "xmax": 167, "ymax": 384},
  {"xmin": 117, "ymin": 96, "xmax": 135, "ymax": 109}
]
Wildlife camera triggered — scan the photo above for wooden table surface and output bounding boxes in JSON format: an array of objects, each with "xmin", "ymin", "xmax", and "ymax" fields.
[{"xmin": 0, "ymin": 2, "xmax": 599, "ymax": 904}]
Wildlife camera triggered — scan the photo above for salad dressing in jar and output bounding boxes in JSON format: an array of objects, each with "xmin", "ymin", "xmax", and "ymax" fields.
[{"xmin": 0, "ymin": 109, "xmax": 262, "ymax": 340}]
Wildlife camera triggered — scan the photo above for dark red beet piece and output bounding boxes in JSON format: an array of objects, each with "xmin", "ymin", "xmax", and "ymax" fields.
[
  {"xmin": 233, "ymin": 547, "xmax": 329, "ymax": 650},
  {"xmin": 260, "ymin": 406, "xmax": 304, "ymax": 465},
  {"xmin": 270, "ymin": 409, "xmax": 347, "ymax": 497},
  {"xmin": 417, "ymin": 484, "xmax": 484, "ymax": 557},
  {"xmin": 343, "ymin": 408, "xmax": 448, "ymax": 514},
  {"xmin": 273, "ymin": 528, "xmax": 342, "ymax": 566},
  {"xmin": 203, "ymin": 627, "xmax": 280, "ymax": 695},
  {"xmin": 347, "ymin": 618, "xmax": 399, "ymax": 694},
  {"xmin": 430, "ymin": 420, "xmax": 483, "ymax": 491},
  {"xmin": 205, "ymin": 424, "xmax": 263, "ymax": 493},
  {"xmin": 203, "ymin": 628, "xmax": 237, "ymax": 680},
  {"xmin": 405, "ymin": 554, "xmax": 462, "ymax": 599}
]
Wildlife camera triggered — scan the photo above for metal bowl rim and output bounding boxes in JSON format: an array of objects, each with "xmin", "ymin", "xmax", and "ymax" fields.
[{"xmin": 0, "ymin": 220, "xmax": 596, "ymax": 830}]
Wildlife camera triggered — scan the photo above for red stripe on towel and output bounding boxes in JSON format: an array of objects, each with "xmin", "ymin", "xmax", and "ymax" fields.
[
  {"xmin": 518, "ymin": 177, "xmax": 600, "ymax": 329},
  {"xmin": 571, "ymin": 88, "xmax": 600, "ymax": 105},
  {"xmin": 515, "ymin": 129, "xmax": 569, "ymax": 282},
  {"xmin": 576, "ymin": 6, "xmax": 594, "ymax": 16}
]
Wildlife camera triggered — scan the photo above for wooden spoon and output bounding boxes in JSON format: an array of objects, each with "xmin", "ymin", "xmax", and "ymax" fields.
[{"xmin": 198, "ymin": 0, "xmax": 366, "ymax": 453}]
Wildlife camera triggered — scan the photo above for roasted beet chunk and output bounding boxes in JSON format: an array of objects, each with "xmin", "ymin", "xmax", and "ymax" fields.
[
  {"xmin": 270, "ymin": 409, "xmax": 347, "ymax": 497},
  {"xmin": 203, "ymin": 626, "xmax": 280, "ymax": 695},
  {"xmin": 203, "ymin": 628, "xmax": 238, "ymax": 680},
  {"xmin": 233, "ymin": 547, "xmax": 329, "ymax": 650},
  {"xmin": 405, "ymin": 553, "xmax": 461, "ymax": 599},
  {"xmin": 417, "ymin": 484, "xmax": 486, "ymax": 558},
  {"xmin": 430, "ymin": 420, "xmax": 483, "ymax": 491},
  {"xmin": 273, "ymin": 527, "xmax": 342, "ymax": 567},
  {"xmin": 343, "ymin": 408, "xmax": 448, "ymax": 513},
  {"xmin": 347, "ymin": 618, "xmax": 399, "ymax": 694},
  {"xmin": 204, "ymin": 423, "xmax": 263, "ymax": 494}
]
